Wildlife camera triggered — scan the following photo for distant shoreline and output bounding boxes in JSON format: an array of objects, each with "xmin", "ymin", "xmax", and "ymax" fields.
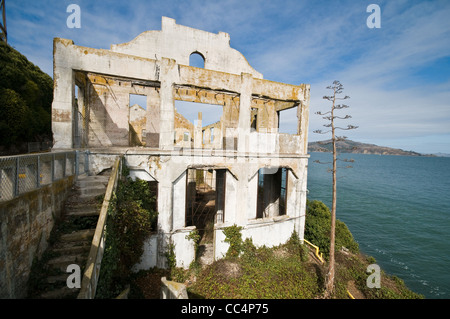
[{"xmin": 308, "ymin": 139, "xmax": 439, "ymax": 157}]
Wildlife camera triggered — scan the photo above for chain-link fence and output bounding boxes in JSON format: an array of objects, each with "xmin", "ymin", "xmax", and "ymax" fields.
[{"xmin": 0, "ymin": 151, "xmax": 90, "ymax": 202}]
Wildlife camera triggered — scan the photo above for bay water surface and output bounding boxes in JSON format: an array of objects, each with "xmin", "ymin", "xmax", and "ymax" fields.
[{"xmin": 307, "ymin": 152, "xmax": 450, "ymax": 299}]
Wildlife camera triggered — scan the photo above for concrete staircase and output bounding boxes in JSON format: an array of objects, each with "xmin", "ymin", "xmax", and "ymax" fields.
[{"xmin": 28, "ymin": 173, "xmax": 110, "ymax": 299}]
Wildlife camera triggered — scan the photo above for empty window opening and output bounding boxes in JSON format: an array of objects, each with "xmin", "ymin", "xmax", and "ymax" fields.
[
  {"xmin": 277, "ymin": 107, "xmax": 297, "ymax": 134},
  {"xmin": 256, "ymin": 167, "xmax": 288, "ymax": 218},
  {"xmin": 129, "ymin": 94, "xmax": 147, "ymax": 146},
  {"xmin": 250, "ymin": 108, "xmax": 258, "ymax": 132},
  {"xmin": 186, "ymin": 168, "xmax": 226, "ymax": 241},
  {"xmin": 129, "ymin": 94, "xmax": 147, "ymax": 110},
  {"xmin": 189, "ymin": 51, "xmax": 205, "ymax": 68},
  {"xmin": 175, "ymin": 100, "xmax": 222, "ymax": 148},
  {"xmin": 184, "ymin": 132, "xmax": 190, "ymax": 141}
]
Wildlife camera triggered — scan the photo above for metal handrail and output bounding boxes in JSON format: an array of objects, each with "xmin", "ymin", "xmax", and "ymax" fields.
[{"xmin": 303, "ymin": 238, "xmax": 324, "ymax": 264}]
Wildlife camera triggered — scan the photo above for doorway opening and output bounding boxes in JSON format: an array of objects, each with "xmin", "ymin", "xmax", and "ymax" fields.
[
  {"xmin": 186, "ymin": 168, "xmax": 226, "ymax": 242},
  {"xmin": 256, "ymin": 167, "xmax": 288, "ymax": 218}
]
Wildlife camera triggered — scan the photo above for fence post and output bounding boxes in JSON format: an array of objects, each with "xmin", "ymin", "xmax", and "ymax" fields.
[
  {"xmin": 75, "ymin": 150, "xmax": 79, "ymax": 176},
  {"xmin": 63, "ymin": 153, "xmax": 67, "ymax": 178},
  {"xmin": 14, "ymin": 157, "xmax": 19, "ymax": 197},
  {"xmin": 36, "ymin": 155, "xmax": 41, "ymax": 189},
  {"xmin": 51, "ymin": 153, "xmax": 55, "ymax": 182},
  {"xmin": 85, "ymin": 150, "xmax": 90, "ymax": 175}
]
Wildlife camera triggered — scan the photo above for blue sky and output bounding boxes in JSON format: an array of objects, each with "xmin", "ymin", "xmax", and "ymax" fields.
[{"xmin": 5, "ymin": 0, "xmax": 450, "ymax": 154}]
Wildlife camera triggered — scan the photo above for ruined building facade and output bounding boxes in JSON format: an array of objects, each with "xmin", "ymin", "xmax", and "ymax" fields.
[{"xmin": 51, "ymin": 17, "xmax": 310, "ymax": 268}]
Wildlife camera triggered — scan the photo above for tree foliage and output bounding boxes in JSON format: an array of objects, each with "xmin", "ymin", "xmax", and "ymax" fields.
[{"xmin": 0, "ymin": 41, "xmax": 53, "ymax": 147}]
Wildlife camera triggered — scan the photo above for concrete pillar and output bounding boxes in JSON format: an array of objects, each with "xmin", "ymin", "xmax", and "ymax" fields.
[
  {"xmin": 297, "ymin": 84, "xmax": 311, "ymax": 154},
  {"xmin": 194, "ymin": 112, "xmax": 202, "ymax": 148},
  {"xmin": 145, "ymin": 87, "xmax": 161, "ymax": 148},
  {"xmin": 234, "ymin": 166, "xmax": 249, "ymax": 226},
  {"xmin": 172, "ymin": 171, "xmax": 187, "ymax": 230},
  {"xmin": 237, "ymin": 73, "xmax": 252, "ymax": 153},
  {"xmin": 294, "ymin": 159, "xmax": 308, "ymax": 241},
  {"xmin": 159, "ymin": 58, "xmax": 178, "ymax": 150},
  {"xmin": 157, "ymin": 178, "xmax": 172, "ymax": 269},
  {"xmin": 52, "ymin": 66, "xmax": 74, "ymax": 149}
]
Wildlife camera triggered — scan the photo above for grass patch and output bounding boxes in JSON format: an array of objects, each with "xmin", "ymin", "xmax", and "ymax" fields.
[{"xmin": 187, "ymin": 236, "xmax": 320, "ymax": 299}]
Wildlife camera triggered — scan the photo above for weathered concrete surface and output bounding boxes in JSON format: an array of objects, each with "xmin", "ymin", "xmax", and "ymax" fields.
[
  {"xmin": 0, "ymin": 176, "xmax": 74, "ymax": 298},
  {"xmin": 52, "ymin": 17, "xmax": 309, "ymax": 151},
  {"xmin": 111, "ymin": 17, "xmax": 263, "ymax": 79},
  {"xmin": 160, "ymin": 276, "xmax": 188, "ymax": 299}
]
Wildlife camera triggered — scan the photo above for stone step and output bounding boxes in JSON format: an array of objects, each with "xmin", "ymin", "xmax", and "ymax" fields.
[
  {"xmin": 65, "ymin": 204, "xmax": 100, "ymax": 217},
  {"xmin": 77, "ymin": 174, "xmax": 110, "ymax": 182},
  {"xmin": 77, "ymin": 187, "xmax": 106, "ymax": 198},
  {"xmin": 66, "ymin": 192, "xmax": 102, "ymax": 204},
  {"xmin": 46, "ymin": 274, "xmax": 70, "ymax": 285},
  {"xmin": 78, "ymin": 176, "xmax": 109, "ymax": 183},
  {"xmin": 47, "ymin": 253, "xmax": 87, "ymax": 272},
  {"xmin": 39, "ymin": 286, "xmax": 79, "ymax": 299},
  {"xmin": 75, "ymin": 180, "xmax": 109, "ymax": 190},
  {"xmin": 60, "ymin": 229, "xmax": 95, "ymax": 243},
  {"xmin": 52, "ymin": 241, "xmax": 92, "ymax": 255}
]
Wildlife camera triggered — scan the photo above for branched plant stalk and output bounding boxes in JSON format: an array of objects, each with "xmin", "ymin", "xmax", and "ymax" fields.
[{"xmin": 313, "ymin": 80, "xmax": 357, "ymax": 297}]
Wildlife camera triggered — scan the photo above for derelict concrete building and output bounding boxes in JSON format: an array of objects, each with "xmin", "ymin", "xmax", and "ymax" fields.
[{"xmin": 51, "ymin": 17, "xmax": 310, "ymax": 269}]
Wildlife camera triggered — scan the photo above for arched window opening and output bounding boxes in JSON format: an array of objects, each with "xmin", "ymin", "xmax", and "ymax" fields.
[{"xmin": 189, "ymin": 51, "xmax": 205, "ymax": 68}]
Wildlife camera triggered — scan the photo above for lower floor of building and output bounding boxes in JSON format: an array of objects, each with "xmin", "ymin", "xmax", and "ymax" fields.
[{"xmin": 86, "ymin": 149, "xmax": 309, "ymax": 269}]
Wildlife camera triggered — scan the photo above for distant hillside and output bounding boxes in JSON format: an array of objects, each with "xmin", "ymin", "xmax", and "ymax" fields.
[{"xmin": 308, "ymin": 139, "xmax": 429, "ymax": 156}]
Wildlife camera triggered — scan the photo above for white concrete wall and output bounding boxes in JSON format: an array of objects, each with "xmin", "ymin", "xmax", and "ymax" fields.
[
  {"xmin": 133, "ymin": 234, "xmax": 158, "ymax": 271},
  {"xmin": 172, "ymin": 171, "xmax": 186, "ymax": 230},
  {"xmin": 111, "ymin": 17, "xmax": 263, "ymax": 79},
  {"xmin": 172, "ymin": 228, "xmax": 196, "ymax": 269},
  {"xmin": 213, "ymin": 217, "xmax": 301, "ymax": 261}
]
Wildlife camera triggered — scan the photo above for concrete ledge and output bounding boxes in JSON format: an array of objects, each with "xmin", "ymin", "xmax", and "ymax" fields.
[{"xmin": 160, "ymin": 277, "xmax": 188, "ymax": 299}]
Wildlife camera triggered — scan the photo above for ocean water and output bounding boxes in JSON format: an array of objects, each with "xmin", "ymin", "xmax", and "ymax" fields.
[{"xmin": 307, "ymin": 152, "xmax": 450, "ymax": 299}]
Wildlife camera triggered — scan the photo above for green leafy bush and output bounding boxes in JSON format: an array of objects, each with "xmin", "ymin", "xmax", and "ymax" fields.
[
  {"xmin": 0, "ymin": 88, "xmax": 32, "ymax": 145},
  {"xmin": 96, "ymin": 176, "xmax": 158, "ymax": 298},
  {"xmin": 304, "ymin": 199, "xmax": 359, "ymax": 259},
  {"xmin": 188, "ymin": 230, "xmax": 321, "ymax": 299},
  {"xmin": 223, "ymin": 224, "xmax": 243, "ymax": 258}
]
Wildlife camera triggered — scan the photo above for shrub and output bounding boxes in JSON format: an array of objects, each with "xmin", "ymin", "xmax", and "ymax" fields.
[
  {"xmin": 96, "ymin": 176, "xmax": 158, "ymax": 298},
  {"xmin": 304, "ymin": 199, "xmax": 359, "ymax": 259},
  {"xmin": 223, "ymin": 224, "xmax": 243, "ymax": 258}
]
